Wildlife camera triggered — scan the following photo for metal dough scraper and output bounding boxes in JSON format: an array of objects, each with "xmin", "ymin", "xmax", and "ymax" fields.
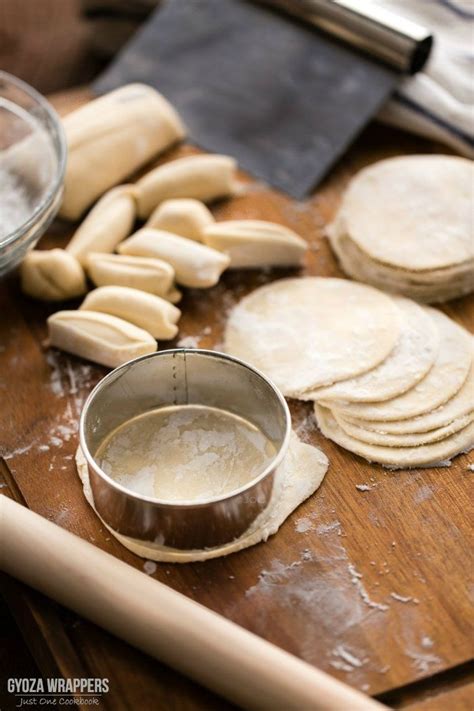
[{"xmin": 94, "ymin": 0, "xmax": 432, "ymax": 198}]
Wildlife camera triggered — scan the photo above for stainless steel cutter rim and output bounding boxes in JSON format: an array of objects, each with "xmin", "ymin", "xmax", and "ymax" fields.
[{"xmin": 79, "ymin": 348, "xmax": 292, "ymax": 509}]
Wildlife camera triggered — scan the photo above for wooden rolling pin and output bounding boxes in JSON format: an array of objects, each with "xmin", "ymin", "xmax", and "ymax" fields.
[{"xmin": 0, "ymin": 496, "xmax": 386, "ymax": 710}]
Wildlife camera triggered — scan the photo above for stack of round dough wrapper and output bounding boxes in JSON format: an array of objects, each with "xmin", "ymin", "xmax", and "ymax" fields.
[
  {"xmin": 224, "ymin": 276, "xmax": 474, "ymax": 469},
  {"xmin": 329, "ymin": 155, "xmax": 474, "ymax": 303}
]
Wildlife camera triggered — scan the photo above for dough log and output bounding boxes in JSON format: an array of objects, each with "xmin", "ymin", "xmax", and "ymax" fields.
[{"xmin": 60, "ymin": 84, "xmax": 185, "ymax": 220}]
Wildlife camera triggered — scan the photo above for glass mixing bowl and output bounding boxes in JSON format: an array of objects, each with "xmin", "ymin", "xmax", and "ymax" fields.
[{"xmin": 0, "ymin": 71, "xmax": 67, "ymax": 276}]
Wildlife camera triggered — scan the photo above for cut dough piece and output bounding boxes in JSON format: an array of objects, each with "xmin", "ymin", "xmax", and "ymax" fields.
[
  {"xmin": 75, "ymin": 431, "xmax": 329, "ymax": 562},
  {"xmin": 334, "ymin": 411, "xmax": 472, "ymax": 447},
  {"xmin": 20, "ymin": 248, "xmax": 87, "ymax": 301},
  {"xmin": 136, "ymin": 155, "xmax": 238, "ymax": 219},
  {"xmin": 202, "ymin": 220, "xmax": 307, "ymax": 268},
  {"xmin": 145, "ymin": 199, "xmax": 214, "ymax": 241},
  {"xmin": 330, "ymin": 230, "xmax": 474, "ymax": 303},
  {"xmin": 66, "ymin": 185, "xmax": 137, "ymax": 266},
  {"xmin": 61, "ymin": 84, "xmax": 185, "ymax": 220},
  {"xmin": 48, "ymin": 310, "xmax": 157, "ymax": 368},
  {"xmin": 331, "ymin": 310, "xmax": 472, "ymax": 421},
  {"xmin": 338, "ymin": 155, "xmax": 474, "ymax": 271},
  {"xmin": 345, "ymin": 362, "xmax": 474, "ymax": 435},
  {"xmin": 224, "ymin": 277, "xmax": 401, "ymax": 396},
  {"xmin": 302, "ymin": 297, "xmax": 438, "ymax": 403},
  {"xmin": 80, "ymin": 286, "xmax": 181, "ymax": 339},
  {"xmin": 118, "ymin": 228, "xmax": 230, "ymax": 288},
  {"xmin": 315, "ymin": 405, "xmax": 474, "ymax": 468},
  {"xmin": 86, "ymin": 253, "xmax": 181, "ymax": 303}
]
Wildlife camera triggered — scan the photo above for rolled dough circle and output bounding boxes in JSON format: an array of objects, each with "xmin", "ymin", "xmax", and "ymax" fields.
[
  {"xmin": 331, "ymin": 310, "xmax": 472, "ymax": 422},
  {"xmin": 75, "ymin": 432, "xmax": 328, "ymax": 563},
  {"xmin": 302, "ymin": 297, "xmax": 439, "ymax": 403},
  {"xmin": 334, "ymin": 411, "xmax": 472, "ymax": 447},
  {"xmin": 339, "ymin": 155, "xmax": 474, "ymax": 271},
  {"xmin": 343, "ymin": 363, "xmax": 474, "ymax": 435},
  {"xmin": 315, "ymin": 405, "xmax": 474, "ymax": 469},
  {"xmin": 224, "ymin": 277, "xmax": 401, "ymax": 396},
  {"xmin": 330, "ymin": 231, "xmax": 474, "ymax": 303}
]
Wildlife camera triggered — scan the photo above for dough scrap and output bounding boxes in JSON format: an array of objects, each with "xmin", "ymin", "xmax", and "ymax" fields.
[
  {"xmin": 334, "ymin": 411, "xmax": 472, "ymax": 447},
  {"xmin": 331, "ymin": 310, "xmax": 472, "ymax": 422},
  {"xmin": 315, "ymin": 405, "xmax": 474, "ymax": 469},
  {"xmin": 86, "ymin": 252, "xmax": 181, "ymax": 303},
  {"xmin": 118, "ymin": 228, "xmax": 230, "ymax": 288},
  {"xmin": 61, "ymin": 84, "xmax": 185, "ymax": 220},
  {"xmin": 66, "ymin": 185, "xmax": 137, "ymax": 266},
  {"xmin": 20, "ymin": 248, "xmax": 87, "ymax": 302},
  {"xmin": 224, "ymin": 277, "xmax": 401, "ymax": 396},
  {"xmin": 48, "ymin": 310, "xmax": 157, "ymax": 368},
  {"xmin": 136, "ymin": 154, "xmax": 238, "ymax": 219},
  {"xmin": 345, "ymin": 363, "xmax": 474, "ymax": 435},
  {"xmin": 202, "ymin": 220, "xmax": 307, "ymax": 268},
  {"xmin": 338, "ymin": 155, "xmax": 474, "ymax": 271},
  {"xmin": 145, "ymin": 198, "xmax": 214, "ymax": 241},
  {"xmin": 75, "ymin": 432, "xmax": 329, "ymax": 562},
  {"xmin": 302, "ymin": 298, "xmax": 439, "ymax": 403},
  {"xmin": 80, "ymin": 286, "xmax": 181, "ymax": 340}
]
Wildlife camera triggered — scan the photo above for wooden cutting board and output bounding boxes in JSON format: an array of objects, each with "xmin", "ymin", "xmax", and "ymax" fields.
[{"xmin": 1, "ymin": 88, "xmax": 473, "ymax": 711}]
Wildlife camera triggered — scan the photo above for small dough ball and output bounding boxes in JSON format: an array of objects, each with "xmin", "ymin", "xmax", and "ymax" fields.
[
  {"xmin": 66, "ymin": 184, "xmax": 137, "ymax": 266},
  {"xmin": 86, "ymin": 252, "xmax": 181, "ymax": 303},
  {"xmin": 80, "ymin": 286, "xmax": 181, "ymax": 340},
  {"xmin": 20, "ymin": 249, "xmax": 87, "ymax": 301},
  {"xmin": 48, "ymin": 310, "xmax": 157, "ymax": 368},
  {"xmin": 145, "ymin": 199, "xmax": 214, "ymax": 241},
  {"xmin": 118, "ymin": 228, "xmax": 230, "ymax": 288},
  {"xmin": 202, "ymin": 219, "xmax": 307, "ymax": 268}
]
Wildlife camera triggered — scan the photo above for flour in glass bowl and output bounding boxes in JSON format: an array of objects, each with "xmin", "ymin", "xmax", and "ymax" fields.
[
  {"xmin": 0, "ymin": 166, "xmax": 35, "ymax": 239},
  {"xmin": 0, "ymin": 97, "xmax": 57, "ymax": 240}
]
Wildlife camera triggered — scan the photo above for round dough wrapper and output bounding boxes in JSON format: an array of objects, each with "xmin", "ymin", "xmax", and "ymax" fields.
[
  {"xmin": 75, "ymin": 432, "xmax": 328, "ymax": 563},
  {"xmin": 315, "ymin": 405, "xmax": 474, "ymax": 469},
  {"xmin": 339, "ymin": 155, "xmax": 474, "ymax": 271},
  {"xmin": 302, "ymin": 297, "xmax": 439, "ymax": 403},
  {"xmin": 334, "ymin": 411, "xmax": 472, "ymax": 447},
  {"xmin": 344, "ymin": 363, "xmax": 474, "ymax": 435},
  {"xmin": 331, "ymin": 310, "xmax": 472, "ymax": 422},
  {"xmin": 330, "ymin": 231, "xmax": 474, "ymax": 304},
  {"xmin": 224, "ymin": 277, "xmax": 401, "ymax": 396}
]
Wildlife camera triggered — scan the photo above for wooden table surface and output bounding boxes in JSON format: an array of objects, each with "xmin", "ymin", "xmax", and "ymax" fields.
[{"xmin": 1, "ymin": 88, "xmax": 473, "ymax": 710}]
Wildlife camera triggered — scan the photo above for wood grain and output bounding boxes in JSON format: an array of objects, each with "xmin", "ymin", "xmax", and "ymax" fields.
[{"xmin": 1, "ymin": 89, "xmax": 473, "ymax": 709}]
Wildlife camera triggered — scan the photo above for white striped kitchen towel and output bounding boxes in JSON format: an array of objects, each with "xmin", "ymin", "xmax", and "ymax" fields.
[{"xmin": 376, "ymin": 0, "xmax": 473, "ymax": 156}]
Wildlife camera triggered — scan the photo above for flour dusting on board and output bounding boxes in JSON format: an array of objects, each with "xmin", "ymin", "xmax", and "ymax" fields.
[
  {"xmin": 3, "ymin": 350, "xmax": 97, "ymax": 463},
  {"xmin": 294, "ymin": 516, "xmax": 314, "ymax": 533}
]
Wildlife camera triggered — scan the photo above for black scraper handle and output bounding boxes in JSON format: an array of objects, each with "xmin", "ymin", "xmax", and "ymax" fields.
[{"xmin": 257, "ymin": 0, "xmax": 433, "ymax": 73}]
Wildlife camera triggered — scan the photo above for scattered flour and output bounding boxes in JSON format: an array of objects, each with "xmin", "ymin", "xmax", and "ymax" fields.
[
  {"xmin": 295, "ymin": 516, "xmax": 314, "ymax": 533},
  {"xmin": 294, "ymin": 412, "xmax": 319, "ymax": 443},
  {"xmin": 390, "ymin": 592, "xmax": 419, "ymax": 604},
  {"xmin": 355, "ymin": 484, "xmax": 372, "ymax": 492},
  {"xmin": 177, "ymin": 335, "xmax": 201, "ymax": 348},
  {"xmin": 406, "ymin": 649, "xmax": 442, "ymax": 673},
  {"xmin": 348, "ymin": 563, "xmax": 389, "ymax": 612},
  {"xmin": 331, "ymin": 645, "xmax": 367, "ymax": 670}
]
